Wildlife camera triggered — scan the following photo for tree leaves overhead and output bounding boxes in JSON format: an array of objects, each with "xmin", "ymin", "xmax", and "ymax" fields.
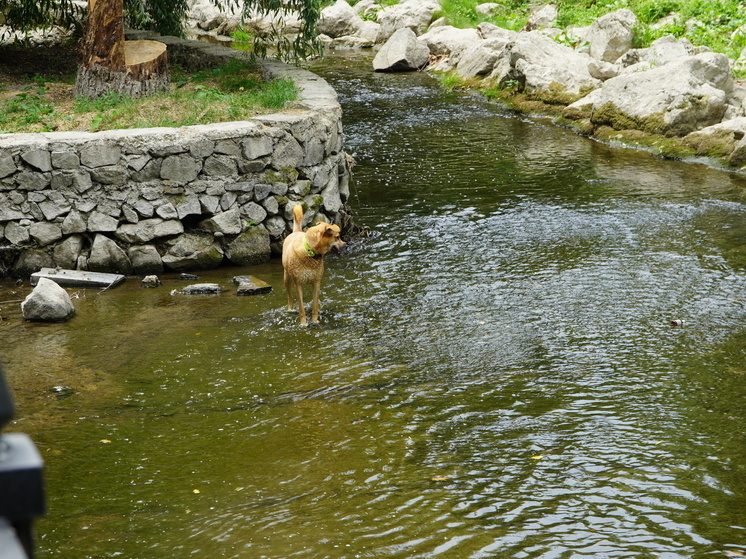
[
  {"xmin": 0, "ymin": 0, "xmax": 84, "ymax": 33},
  {"xmin": 223, "ymin": 0, "xmax": 323, "ymax": 62},
  {"xmin": 0, "ymin": 0, "xmax": 322, "ymax": 62}
]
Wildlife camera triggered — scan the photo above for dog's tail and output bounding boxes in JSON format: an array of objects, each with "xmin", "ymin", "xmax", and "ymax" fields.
[{"xmin": 292, "ymin": 204, "xmax": 304, "ymax": 233}]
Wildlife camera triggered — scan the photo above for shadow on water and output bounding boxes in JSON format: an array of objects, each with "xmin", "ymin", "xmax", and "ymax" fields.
[{"xmin": 2, "ymin": 49, "xmax": 746, "ymax": 558}]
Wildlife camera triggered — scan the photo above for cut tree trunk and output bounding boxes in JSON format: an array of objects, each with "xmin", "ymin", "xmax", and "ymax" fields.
[{"xmin": 74, "ymin": 0, "xmax": 170, "ymax": 99}]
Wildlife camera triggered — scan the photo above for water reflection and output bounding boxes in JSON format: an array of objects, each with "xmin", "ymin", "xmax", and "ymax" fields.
[{"xmin": 1, "ymin": 50, "xmax": 746, "ymax": 558}]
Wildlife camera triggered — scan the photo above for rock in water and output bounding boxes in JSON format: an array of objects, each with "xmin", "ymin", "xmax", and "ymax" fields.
[
  {"xmin": 21, "ymin": 277, "xmax": 76, "ymax": 322},
  {"xmin": 373, "ymin": 28, "xmax": 430, "ymax": 72}
]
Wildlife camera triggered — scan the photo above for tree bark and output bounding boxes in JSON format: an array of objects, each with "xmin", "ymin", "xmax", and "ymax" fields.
[{"xmin": 74, "ymin": 0, "xmax": 170, "ymax": 99}]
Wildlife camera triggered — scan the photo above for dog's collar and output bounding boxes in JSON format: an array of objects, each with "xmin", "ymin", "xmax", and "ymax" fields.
[{"xmin": 304, "ymin": 238, "xmax": 322, "ymax": 259}]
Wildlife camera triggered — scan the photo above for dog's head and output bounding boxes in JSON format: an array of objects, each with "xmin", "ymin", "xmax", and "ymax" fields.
[{"xmin": 308, "ymin": 222, "xmax": 345, "ymax": 255}]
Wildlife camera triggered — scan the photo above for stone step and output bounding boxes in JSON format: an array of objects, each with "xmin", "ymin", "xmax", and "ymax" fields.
[
  {"xmin": 30, "ymin": 267, "xmax": 125, "ymax": 289},
  {"xmin": 232, "ymin": 275, "xmax": 272, "ymax": 296}
]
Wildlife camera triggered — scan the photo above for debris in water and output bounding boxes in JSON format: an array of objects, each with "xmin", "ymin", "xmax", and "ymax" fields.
[{"xmin": 670, "ymin": 319, "xmax": 686, "ymax": 327}]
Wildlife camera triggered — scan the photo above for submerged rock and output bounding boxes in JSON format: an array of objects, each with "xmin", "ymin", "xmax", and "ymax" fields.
[{"xmin": 21, "ymin": 277, "xmax": 75, "ymax": 322}]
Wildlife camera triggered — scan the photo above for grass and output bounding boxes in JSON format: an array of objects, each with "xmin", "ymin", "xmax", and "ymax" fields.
[{"xmin": 0, "ymin": 58, "xmax": 298, "ymax": 134}]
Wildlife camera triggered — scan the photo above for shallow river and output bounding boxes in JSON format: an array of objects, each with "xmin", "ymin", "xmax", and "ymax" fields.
[{"xmin": 2, "ymin": 50, "xmax": 746, "ymax": 558}]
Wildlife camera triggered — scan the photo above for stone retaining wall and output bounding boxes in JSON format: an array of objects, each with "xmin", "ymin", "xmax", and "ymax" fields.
[{"xmin": 0, "ymin": 32, "xmax": 351, "ymax": 278}]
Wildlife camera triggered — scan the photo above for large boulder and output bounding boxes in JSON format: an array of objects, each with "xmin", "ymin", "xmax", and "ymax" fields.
[
  {"xmin": 523, "ymin": 4, "xmax": 558, "ymax": 31},
  {"xmin": 618, "ymin": 35, "xmax": 701, "ymax": 73},
  {"xmin": 377, "ymin": 0, "xmax": 441, "ymax": 42},
  {"xmin": 162, "ymin": 233, "xmax": 224, "ymax": 271},
  {"xmin": 585, "ymin": 8, "xmax": 637, "ymax": 63},
  {"xmin": 373, "ymin": 27, "xmax": 430, "ymax": 72},
  {"xmin": 21, "ymin": 277, "xmax": 75, "ymax": 322},
  {"xmin": 225, "ymin": 228, "xmax": 271, "ymax": 266},
  {"xmin": 568, "ymin": 52, "xmax": 734, "ymax": 136},
  {"xmin": 489, "ymin": 31, "xmax": 601, "ymax": 101},
  {"xmin": 456, "ymin": 38, "xmax": 511, "ymax": 78},
  {"xmin": 418, "ymin": 25, "xmax": 482, "ymax": 56},
  {"xmin": 317, "ymin": 0, "xmax": 364, "ymax": 38},
  {"xmin": 88, "ymin": 234, "xmax": 133, "ymax": 274}
]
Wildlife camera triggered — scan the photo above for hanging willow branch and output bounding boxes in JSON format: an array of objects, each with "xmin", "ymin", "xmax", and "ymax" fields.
[
  {"xmin": 0, "ymin": 0, "xmax": 84, "ymax": 34},
  {"xmin": 0, "ymin": 0, "xmax": 322, "ymax": 62},
  {"xmin": 222, "ymin": 0, "xmax": 323, "ymax": 62}
]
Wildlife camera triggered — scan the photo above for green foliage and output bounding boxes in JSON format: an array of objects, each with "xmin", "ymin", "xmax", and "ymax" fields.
[
  {"xmin": 230, "ymin": 28, "xmax": 253, "ymax": 43},
  {"xmin": 0, "ymin": 0, "xmax": 84, "ymax": 35},
  {"xmin": 123, "ymin": 0, "xmax": 190, "ymax": 37},
  {"xmin": 224, "ymin": 0, "xmax": 324, "ymax": 62}
]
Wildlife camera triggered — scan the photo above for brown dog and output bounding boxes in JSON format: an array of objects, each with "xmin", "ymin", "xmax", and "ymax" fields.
[{"xmin": 282, "ymin": 204, "xmax": 345, "ymax": 325}]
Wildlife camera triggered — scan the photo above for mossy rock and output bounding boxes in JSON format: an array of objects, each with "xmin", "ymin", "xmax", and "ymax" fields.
[{"xmin": 682, "ymin": 129, "xmax": 738, "ymax": 158}]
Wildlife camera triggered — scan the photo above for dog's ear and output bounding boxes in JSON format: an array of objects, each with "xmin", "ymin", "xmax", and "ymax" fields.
[{"xmin": 322, "ymin": 225, "xmax": 339, "ymax": 237}]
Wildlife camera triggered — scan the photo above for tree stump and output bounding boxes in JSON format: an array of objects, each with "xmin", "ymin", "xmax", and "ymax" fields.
[{"xmin": 74, "ymin": 0, "xmax": 170, "ymax": 99}]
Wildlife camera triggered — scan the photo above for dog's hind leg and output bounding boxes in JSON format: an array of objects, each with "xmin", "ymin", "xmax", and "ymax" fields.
[{"xmin": 284, "ymin": 272, "xmax": 295, "ymax": 311}]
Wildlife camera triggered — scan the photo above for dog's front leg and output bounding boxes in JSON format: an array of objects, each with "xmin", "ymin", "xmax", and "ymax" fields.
[
  {"xmin": 310, "ymin": 281, "xmax": 321, "ymax": 324},
  {"xmin": 295, "ymin": 282, "xmax": 308, "ymax": 326}
]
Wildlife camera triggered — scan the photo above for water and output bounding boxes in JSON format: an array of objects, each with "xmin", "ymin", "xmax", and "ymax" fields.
[{"xmin": 2, "ymin": 50, "xmax": 746, "ymax": 558}]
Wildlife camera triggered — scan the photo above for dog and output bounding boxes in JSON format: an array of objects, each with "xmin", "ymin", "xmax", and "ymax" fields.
[{"xmin": 282, "ymin": 204, "xmax": 345, "ymax": 325}]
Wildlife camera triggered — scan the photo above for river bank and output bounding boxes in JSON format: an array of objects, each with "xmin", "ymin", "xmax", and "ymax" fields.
[{"xmin": 310, "ymin": 0, "xmax": 746, "ymax": 174}]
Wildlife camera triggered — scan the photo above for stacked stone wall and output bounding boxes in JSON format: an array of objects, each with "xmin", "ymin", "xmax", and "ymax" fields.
[{"xmin": 0, "ymin": 33, "xmax": 351, "ymax": 278}]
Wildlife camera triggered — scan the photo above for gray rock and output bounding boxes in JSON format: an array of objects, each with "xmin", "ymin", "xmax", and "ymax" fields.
[
  {"xmin": 129, "ymin": 245, "xmax": 164, "ymax": 275},
  {"xmin": 134, "ymin": 199, "xmax": 155, "ymax": 217},
  {"xmin": 524, "ymin": 4, "xmax": 558, "ymax": 31},
  {"xmin": 0, "ymin": 154, "xmax": 16, "ymax": 178},
  {"xmin": 271, "ymin": 135, "xmax": 305, "ymax": 169},
  {"xmin": 88, "ymin": 211, "xmax": 119, "ymax": 233},
  {"xmin": 160, "ymin": 154, "xmax": 202, "ymax": 183},
  {"xmin": 53, "ymin": 235, "xmax": 85, "ymax": 269},
  {"xmin": 586, "ymin": 8, "xmax": 637, "ymax": 63},
  {"xmin": 373, "ymin": 27, "xmax": 430, "ymax": 72},
  {"xmin": 199, "ymin": 207, "xmax": 243, "ymax": 235},
  {"xmin": 199, "ymin": 194, "xmax": 221, "ymax": 214},
  {"xmin": 181, "ymin": 283, "xmax": 223, "ymax": 294},
  {"xmin": 51, "ymin": 151, "xmax": 81, "ymax": 170},
  {"xmin": 176, "ymin": 195, "xmax": 202, "ymax": 219},
  {"xmin": 39, "ymin": 199, "xmax": 71, "ymax": 221},
  {"xmin": 71, "ymin": 170, "xmax": 93, "ymax": 193},
  {"xmin": 318, "ymin": 0, "xmax": 364, "ymax": 38},
  {"xmin": 15, "ymin": 171, "xmax": 50, "ymax": 190},
  {"xmin": 141, "ymin": 274, "xmax": 162, "ymax": 288},
  {"xmin": 190, "ymin": 139, "xmax": 215, "ymax": 159},
  {"xmin": 5, "ymin": 221, "xmax": 30, "ymax": 245},
  {"xmin": 80, "ymin": 143, "xmax": 122, "ymax": 168},
  {"xmin": 456, "ymin": 38, "xmax": 510, "ymax": 78},
  {"xmin": 116, "ymin": 218, "xmax": 184, "ymax": 243},
  {"xmin": 29, "ymin": 222, "xmax": 62, "ymax": 246},
  {"xmin": 489, "ymin": 31, "xmax": 601, "ymax": 98},
  {"xmin": 62, "ymin": 210, "xmax": 87, "ymax": 235},
  {"xmin": 89, "ymin": 165, "xmax": 128, "ymax": 185},
  {"xmin": 241, "ymin": 136, "xmax": 273, "ymax": 160},
  {"xmin": 419, "ymin": 25, "xmax": 484, "ymax": 57},
  {"xmin": 569, "ymin": 52, "xmax": 733, "ymax": 136},
  {"xmin": 225, "ymin": 228, "xmax": 271, "ymax": 266},
  {"xmin": 21, "ymin": 149, "xmax": 52, "ymax": 172},
  {"xmin": 162, "ymin": 233, "xmax": 224, "ymax": 271},
  {"xmin": 264, "ymin": 215, "xmax": 288, "ymax": 240},
  {"xmin": 203, "ymin": 154, "xmax": 238, "ymax": 176},
  {"xmin": 155, "ymin": 202, "xmax": 178, "ymax": 220},
  {"xmin": 88, "ymin": 234, "xmax": 133, "ymax": 274},
  {"xmin": 21, "ymin": 277, "xmax": 75, "ymax": 322},
  {"xmin": 12, "ymin": 248, "xmax": 54, "ymax": 278},
  {"xmin": 377, "ymin": 0, "xmax": 440, "ymax": 41},
  {"xmin": 241, "ymin": 202, "xmax": 268, "ymax": 225}
]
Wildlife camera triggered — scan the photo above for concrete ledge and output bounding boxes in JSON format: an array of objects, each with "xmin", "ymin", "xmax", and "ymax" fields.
[{"xmin": 0, "ymin": 33, "xmax": 351, "ymax": 278}]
